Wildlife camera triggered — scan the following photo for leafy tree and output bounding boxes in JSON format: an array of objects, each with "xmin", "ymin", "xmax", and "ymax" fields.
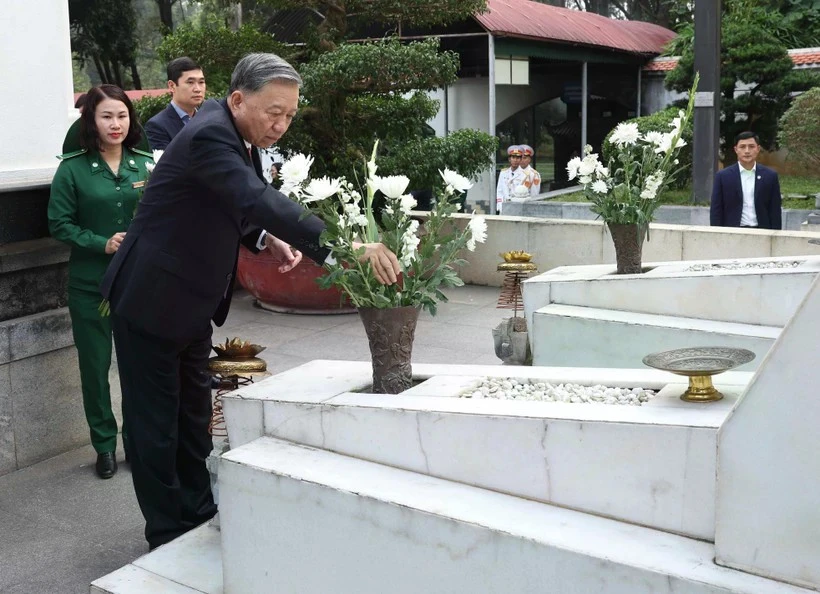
[
  {"xmin": 69, "ymin": 0, "xmax": 142, "ymax": 89},
  {"xmin": 778, "ymin": 86, "xmax": 820, "ymax": 173},
  {"xmin": 665, "ymin": 0, "xmax": 819, "ymax": 163},
  {"xmin": 252, "ymin": 0, "xmax": 496, "ymax": 189},
  {"xmin": 156, "ymin": 21, "xmax": 290, "ymax": 94}
]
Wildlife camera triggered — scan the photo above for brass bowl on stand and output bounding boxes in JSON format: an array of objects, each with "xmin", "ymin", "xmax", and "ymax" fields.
[{"xmin": 642, "ymin": 346, "xmax": 756, "ymax": 402}]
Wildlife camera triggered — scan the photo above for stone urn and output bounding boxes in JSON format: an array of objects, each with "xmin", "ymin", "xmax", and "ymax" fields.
[
  {"xmin": 607, "ymin": 222, "xmax": 646, "ymax": 275},
  {"xmin": 358, "ymin": 306, "xmax": 420, "ymax": 393},
  {"xmin": 236, "ymin": 245, "xmax": 355, "ymax": 314}
]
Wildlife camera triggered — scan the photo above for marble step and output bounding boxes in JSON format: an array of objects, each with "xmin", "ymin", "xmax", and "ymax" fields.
[
  {"xmin": 532, "ymin": 303, "xmax": 779, "ymax": 369},
  {"xmin": 217, "ymin": 436, "xmax": 813, "ymax": 594},
  {"xmin": 90, "ymin": 521, "xmax": 222, "ymax": 594}
]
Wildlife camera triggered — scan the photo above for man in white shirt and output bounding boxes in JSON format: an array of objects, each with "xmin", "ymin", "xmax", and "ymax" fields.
[
  {"xmin": 519, "ymin": 144, "xmax": 542, "ymax": 196},
  {"xmin": 710, "ymin": 131, "xmax": 782, "ymax": 230},
  {"xmin": 495, "ymin": 145, "xmax": 526, "ymax": 214}
]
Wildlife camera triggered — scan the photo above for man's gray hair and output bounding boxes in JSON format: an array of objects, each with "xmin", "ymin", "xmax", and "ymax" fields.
[{"xmin": 229, "ymin": 53, "xmax": 302, "ymax": 94}]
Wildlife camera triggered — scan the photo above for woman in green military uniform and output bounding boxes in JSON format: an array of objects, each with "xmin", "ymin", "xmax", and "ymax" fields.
[{"xmin": 48, "ymin": 85, "xmax": 154, "ymax": 479}]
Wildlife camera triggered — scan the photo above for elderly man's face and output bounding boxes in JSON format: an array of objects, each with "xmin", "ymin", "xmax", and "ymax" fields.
[{"xmin": 229, "ymin": 81, "xmax": 299, "ymax": 148}]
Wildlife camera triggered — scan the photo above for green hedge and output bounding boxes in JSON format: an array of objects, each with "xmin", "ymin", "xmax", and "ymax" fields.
[{"xmin": 602, "ymin": 106, "xmax": 694, "ymax": 189}]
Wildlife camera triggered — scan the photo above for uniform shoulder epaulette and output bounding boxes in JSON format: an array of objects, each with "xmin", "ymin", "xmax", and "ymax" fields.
[
  {"xmin": 131, "ymin": 148, "xmax": 154, "ymax": 159},
  {"xmin": 57, "ymin": 149, "xmax": 87, "ymax": 161}
]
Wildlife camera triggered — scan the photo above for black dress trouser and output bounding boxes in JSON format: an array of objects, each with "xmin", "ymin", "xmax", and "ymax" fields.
[{"xmin": 111, "ymin": 313, "xmax": 217, "ymax": 550}]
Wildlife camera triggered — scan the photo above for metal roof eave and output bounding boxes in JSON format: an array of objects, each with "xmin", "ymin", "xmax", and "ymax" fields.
[{"xmin": 492, "ymin": 35, "xmax": 653, "ymax": 65}]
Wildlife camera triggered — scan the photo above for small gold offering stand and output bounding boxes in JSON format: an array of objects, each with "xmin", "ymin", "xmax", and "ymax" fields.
[
  {"xmin": 642, "ymin": 346, "xmax": 755, "ymax": 403},
  {"xmin": 208, "ymin": 338, "xmax": 269, "ymax": 436},
  {"xmin": 497, "ymin": 251, "xmax": 537, "ymax": 317}
]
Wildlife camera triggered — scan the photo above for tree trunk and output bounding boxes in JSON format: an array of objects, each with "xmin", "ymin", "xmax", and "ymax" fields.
[
  {"xmin": 130, "ymin": 60, "xmax": 142, "ymax": 90},
  {"xmin": 112, "ymin": 61, "xmax": 123, "ymax": 88},
  {"xmin": 156, "ymin": 0, "xmax": 174, "ymax": 33},
  {"xmin": 92, "ymin": 54, "xmax": 107, "ymax": 84}
]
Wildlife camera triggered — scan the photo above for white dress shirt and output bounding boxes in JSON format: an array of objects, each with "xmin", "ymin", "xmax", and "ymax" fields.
[{"xmin": 739, "ymin": 163, "xmax": 758, "ymax": 227}]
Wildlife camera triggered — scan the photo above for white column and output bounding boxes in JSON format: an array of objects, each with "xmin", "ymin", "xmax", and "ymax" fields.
[
  {"xmin": 0, "ymin": 0, "xmax": 75, "ymax": 181},
  {"xmin": 581, "ymin": 61, "xmax": 588, "ymax": 154},
  {"xmin": 488, "ymin": 34, "xmax": 497, "ymax": 215}
]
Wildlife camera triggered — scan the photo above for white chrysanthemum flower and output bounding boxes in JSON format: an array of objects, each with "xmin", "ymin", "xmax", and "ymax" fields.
[
  {"xmin": 610, "ymin": 122, "xmax": 640, "ymax": 147},
  {"xmin": 566, "ymin": 157, "xmax": 582, "ymax": 180},
  {"xmin": 643, "ymin": 131, "xmax": 665, "ymax": 147},
  {"xmin": 280, "ymin": 153, "xmax": 314, "ymax": 186},
  {"xmin": 301, "ymin": 176, "xmax": 342, "ymax": 203},
  {"xmin": 399, "ymin": 193, "xmax": 417, "ymax": 214},
  {"xmin": 337, "ymin": 214, "xmax": 347, "ymax": 229},
  {"xmin": 378, "ymin": 175, "xmax": 410, "ymax": 199},
  {"xmin": 591, "ymin": 179, "xmax": 609, "ymax": 194},
  {"xmin": 466, "ymin": 216, "xmax": 487, "ymax": 251},
  {"xmin": 578, "ymin": 156, "xmax": 598, "ymax": 177},
  {"xmin": 595, "ymin": 163, "xmax": 609, "ymax": 178},
  {"xmin": 513, "ymin": 184, "xmax": 529, "ymax": 197},
  {"xmin": 439, "ymin": 169, "xmax": 472, "ymax": 193},
  {"xmin": 579, "ymin": 175, "xmax": 592, "ymax": 185}
]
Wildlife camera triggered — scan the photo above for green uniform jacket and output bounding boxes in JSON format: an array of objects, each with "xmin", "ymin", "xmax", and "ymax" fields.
[{"xmin": 48, "ymin": 147, "xmax": 154, "ymax": 292}]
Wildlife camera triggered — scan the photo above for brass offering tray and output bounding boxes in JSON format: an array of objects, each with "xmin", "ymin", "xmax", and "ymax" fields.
[{"xmin": 642, "ymin": 347, "xmax": 755, "ymax": 403}]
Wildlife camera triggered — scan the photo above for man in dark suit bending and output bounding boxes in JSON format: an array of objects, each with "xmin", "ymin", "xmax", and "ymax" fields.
[
  {"xmin": 102, "ymin": 53, "xmax": 400, "ymax": 550},
  {"xmin": 144, "ymin": 57, "xmax": 206, "ymax": 150},
  {"xmin": 710, "ymin": 131, "xmax": 782, "ymax": 230}
]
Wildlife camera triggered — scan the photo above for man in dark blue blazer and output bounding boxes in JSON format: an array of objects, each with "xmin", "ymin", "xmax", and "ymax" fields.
[
  {"xmin": 710, "ymin": 131, "xmax": 782, "ymax": 230},
  {"xmin": 144, "ymin": 57, "xmax": 206, "ymax": 150},
  {"xmin": 102, "ymin": 53, "xmax": 401, "ymax": 550}
]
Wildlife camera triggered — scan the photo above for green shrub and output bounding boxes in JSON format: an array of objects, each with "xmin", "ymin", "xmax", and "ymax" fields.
[
  {"xmin": 778, "ymin": 86, "xmax": 820, "ymax": 173},
  {"xmin": 132, "ymin": 93, "xmax": 172, "ymax": 125},
  {"xmin": 602, "ymin": 107, "xmax": 694, "ymax": 189},
  {"xmin": 156, "ymin": 23, "xmax": 290, "ymax": 95}
]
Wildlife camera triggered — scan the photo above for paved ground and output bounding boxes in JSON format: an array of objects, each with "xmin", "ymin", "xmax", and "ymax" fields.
[{"xmin": 0, "ymin": 285, "xmax": 507, "ymax": 593}]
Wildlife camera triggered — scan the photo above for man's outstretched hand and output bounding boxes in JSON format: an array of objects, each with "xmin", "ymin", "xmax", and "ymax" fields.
[
  {"xmin": 353, "ymin": 241, "xmax": 401, "ymax": 285},
  {"xmin": 264, "ymin": 234, "xmax": 303, "ymax": 273}
]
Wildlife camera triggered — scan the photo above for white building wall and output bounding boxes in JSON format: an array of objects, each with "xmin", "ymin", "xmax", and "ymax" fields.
[{"xmin": 1, "ymin": 0, "xmax": 75, "ymax": 179}]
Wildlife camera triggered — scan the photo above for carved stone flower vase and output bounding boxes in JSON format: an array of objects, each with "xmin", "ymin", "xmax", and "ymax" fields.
[
  {"xmin": 607, "ymin": 222, "xmax": 646, "ymax": 275},
  {"xmin": 358, "ymin": 306, "xmax": 420, "ymax": 394}
]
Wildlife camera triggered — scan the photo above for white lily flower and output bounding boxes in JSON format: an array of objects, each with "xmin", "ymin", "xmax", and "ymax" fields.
[
  {"xmin": 378, "ymin": 175, "xmax": 410, "ymax": 199},
  {"xmin": 302, "ymin": 176, "xmax": 342, "ymax": 203},
  {"xmin": 280, "ymin": 153, "xmax": 314, "ymax": 186},
  {"xmin": 439, "ymin": 169, "xmax": 472, "ymax": 193}
]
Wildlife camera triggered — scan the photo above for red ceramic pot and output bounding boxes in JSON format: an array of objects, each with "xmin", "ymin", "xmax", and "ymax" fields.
[{"xmin": 236, "ymin": 245, "xmax": 355, "ymax": 314}]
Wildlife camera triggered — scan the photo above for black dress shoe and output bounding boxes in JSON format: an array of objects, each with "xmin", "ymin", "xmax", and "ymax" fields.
[{"xmin": 95, "ymin": 452, "xmax": 118, "ymax": 479}]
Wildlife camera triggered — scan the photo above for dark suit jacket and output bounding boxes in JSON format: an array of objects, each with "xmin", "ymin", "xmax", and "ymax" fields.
[
  {"xmin": 144, "ymin": 103, "xmax": 185, "ymax": 150},
  {"xmin": 710, "ymin": 163, "xmax": 782, "ymax": 229},
  {"xmin": 101, "ymin": 98, "xmax": 328, "ymax": 343}
]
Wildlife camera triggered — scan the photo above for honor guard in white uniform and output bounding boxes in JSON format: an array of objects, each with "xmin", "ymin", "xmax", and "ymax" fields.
[
  {"xmin": 496, "ymin": 145, "xmax": 526, "ymax": 214},
  {"xmin": 519, "ymin": 144, "xmax": 541, "ymax": 197}
]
